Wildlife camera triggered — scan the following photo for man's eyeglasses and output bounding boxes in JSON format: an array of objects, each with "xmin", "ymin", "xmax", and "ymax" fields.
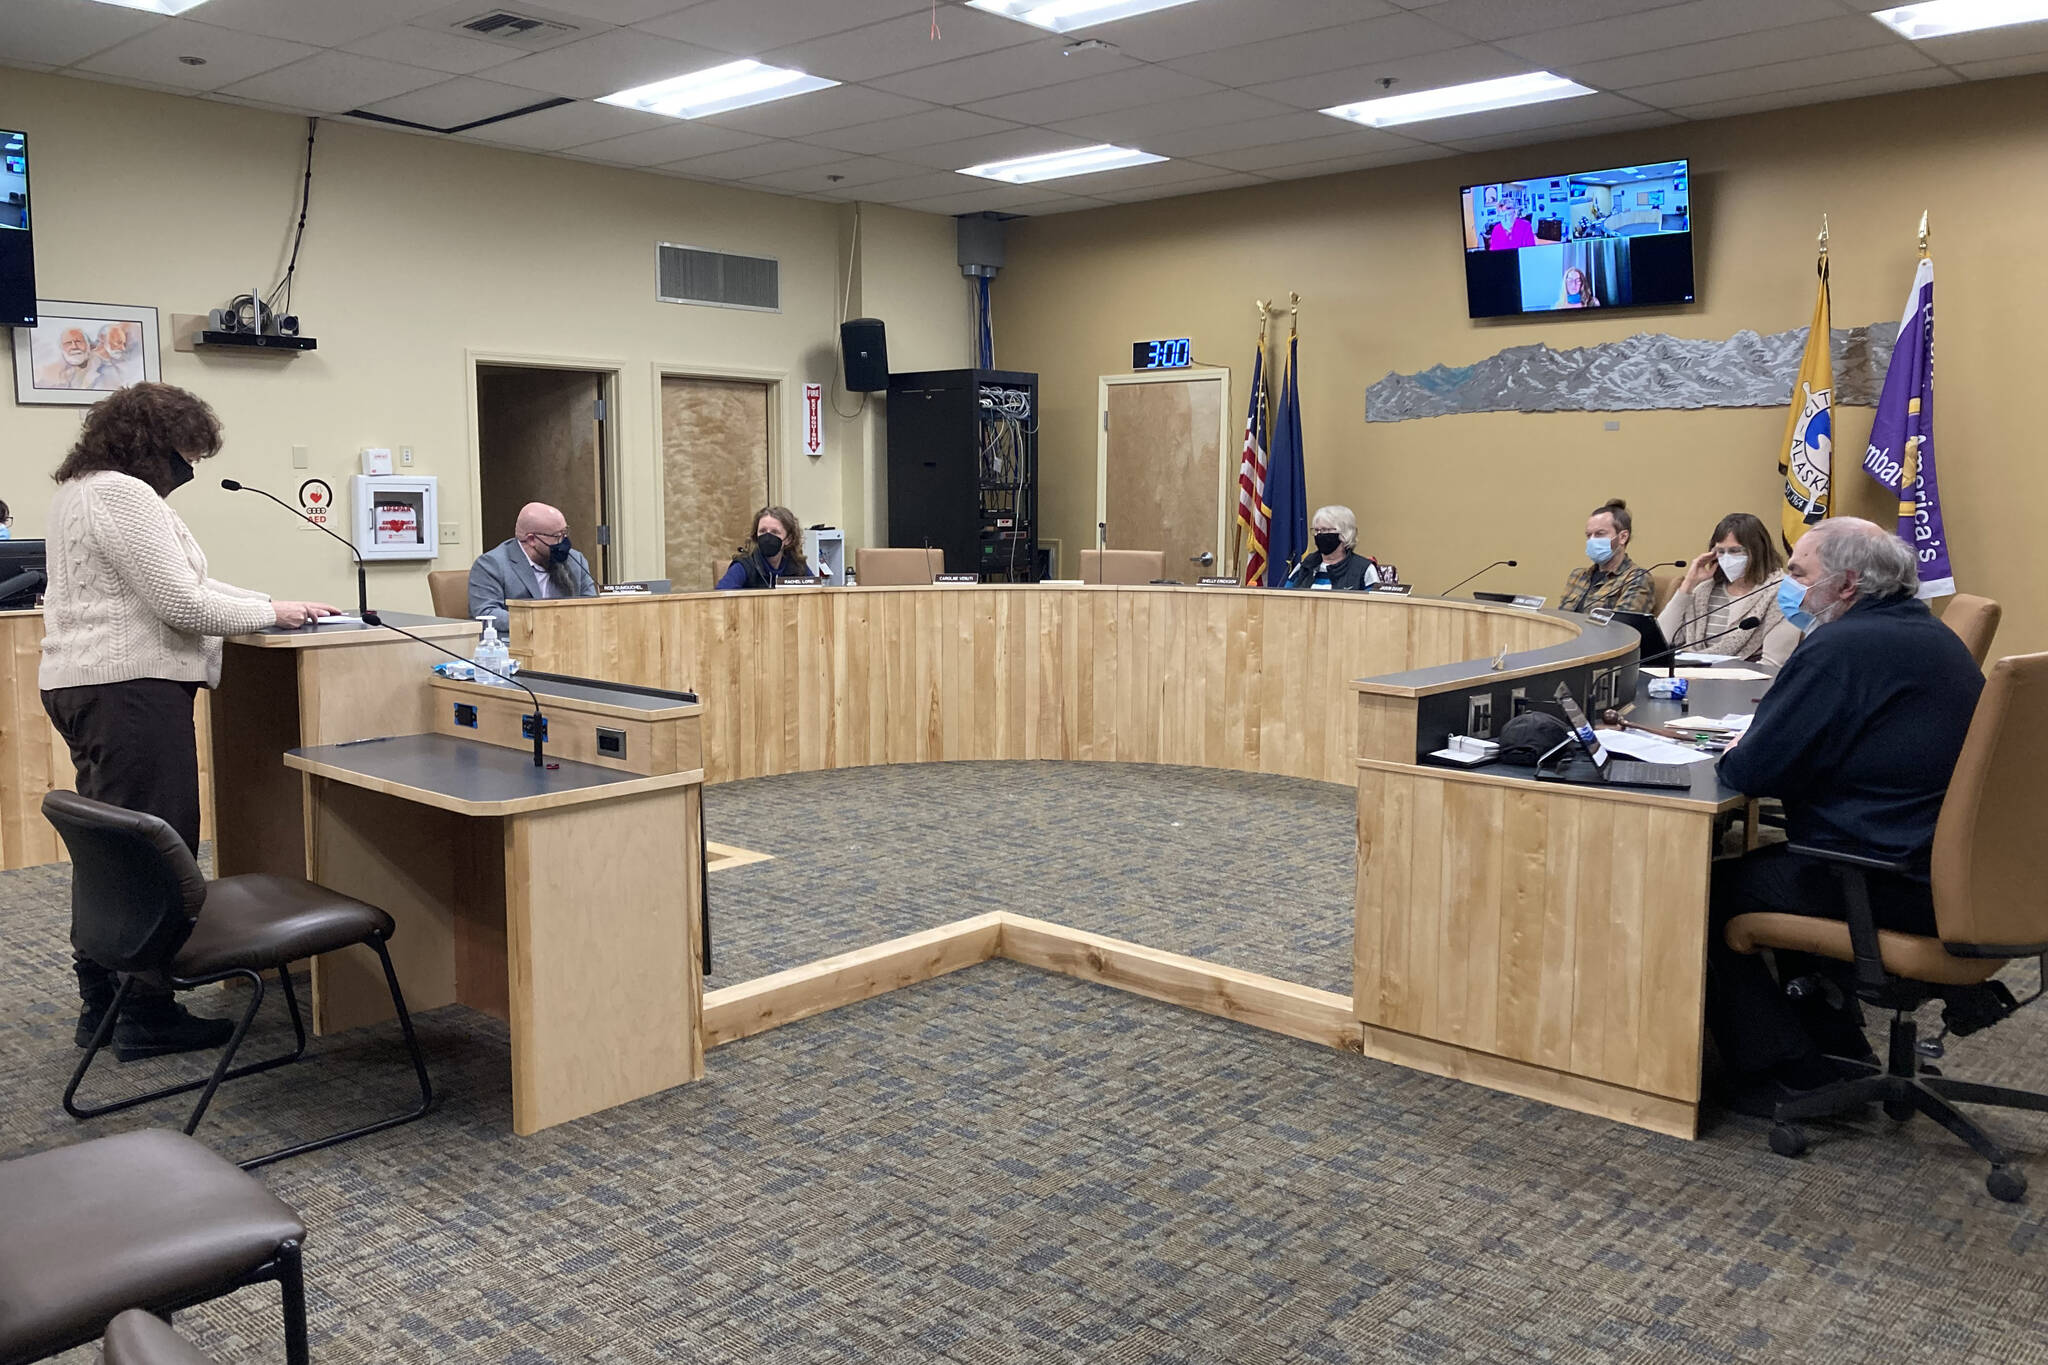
[{"xmin": 525, "ymin": 529, "xmax": 569, "ymax": 545}]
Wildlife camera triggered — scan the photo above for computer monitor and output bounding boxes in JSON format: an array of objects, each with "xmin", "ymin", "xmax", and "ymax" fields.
[{"xmin": 0, "ymin": 538, "xmax": 47, "ymax": 610}]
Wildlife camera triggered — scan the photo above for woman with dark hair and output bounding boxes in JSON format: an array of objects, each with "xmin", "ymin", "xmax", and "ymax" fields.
[
  {"xmin": 1658, "ymin": 511, "xmax": 1799, "ymax": 667},
  {"xmin": 715, "ymin": 505, "xmax": 816, "ymax": 590},
  {"xmin": 40, "ymin": 382, "xmax": 337, "ymax": 1059}
]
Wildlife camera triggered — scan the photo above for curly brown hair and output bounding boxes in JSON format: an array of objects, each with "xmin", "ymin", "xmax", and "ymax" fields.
[
  {"xmin": 738, "ymin": 504, "xmax": 810, "ymax": 574},
  {"xmin": 52, "ymin": 382, "xmax": 223, "ymax": 496}
]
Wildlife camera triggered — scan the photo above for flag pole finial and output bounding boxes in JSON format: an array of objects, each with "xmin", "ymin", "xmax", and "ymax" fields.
[
  {"xmin": 1818, "ymin": 214, "xmax": 1828, "ymax": 254},
  {"xmin": 1917, "ymin": 210, "xmax": 1929, "ymax": 258}
]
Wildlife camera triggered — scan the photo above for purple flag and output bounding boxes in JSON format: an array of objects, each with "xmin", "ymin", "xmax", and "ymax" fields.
[{"xmin": 1860, "ymin": 258, "xmax": 1953, "ymax": 597}]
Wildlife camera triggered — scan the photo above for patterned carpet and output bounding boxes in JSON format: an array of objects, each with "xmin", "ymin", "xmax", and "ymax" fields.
[{"xmin": 1, "ymin": 762, "xmax": 2044, "ymax": 1364}]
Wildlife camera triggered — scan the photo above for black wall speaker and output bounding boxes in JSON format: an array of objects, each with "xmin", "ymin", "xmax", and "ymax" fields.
[{"xmin": 841, "ymin": 317, "xmax": 888, "ymax": 392}]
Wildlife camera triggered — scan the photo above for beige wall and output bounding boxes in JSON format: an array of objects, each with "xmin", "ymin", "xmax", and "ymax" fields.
[
  {"xmin": 999, "ymin": 75, "xmax": 2048, "ymax": 654},
  {"xmin": 0, "ymin": 71, "xmax": 965, "ymax": 612}
]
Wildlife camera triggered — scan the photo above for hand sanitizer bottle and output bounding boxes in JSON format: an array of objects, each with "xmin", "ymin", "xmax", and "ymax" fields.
[{"xmin": 473, "ymin": 618, "xmax": 513, "ymax": 686}]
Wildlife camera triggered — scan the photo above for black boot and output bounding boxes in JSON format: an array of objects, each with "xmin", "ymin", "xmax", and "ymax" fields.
[
  {"xmin": 111, "ymin": 994, "xmax": 237, "ymax": 1063},
  {"xmin": 74, "ymin": 959, "xmax": 118, "ymax": 1048}
]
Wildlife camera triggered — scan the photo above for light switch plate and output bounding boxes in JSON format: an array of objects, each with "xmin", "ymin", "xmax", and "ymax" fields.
[
  {"xmin": 401, "ymin": 446, "xmax": 414, "ymax": 466},
  {"xmin": 291, "ymin": 444, "xmax": 308, "ymax": 469}
]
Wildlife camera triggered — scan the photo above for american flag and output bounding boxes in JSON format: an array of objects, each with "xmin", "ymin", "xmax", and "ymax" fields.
[{"xmin": 1234, "ymin": 329, "xmax": 1271, "ymax": 584}]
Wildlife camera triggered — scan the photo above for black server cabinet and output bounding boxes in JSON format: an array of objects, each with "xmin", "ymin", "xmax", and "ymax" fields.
[{"xmin": 884, "ymin": 367, "xmax": 1038, "ymax": 581}]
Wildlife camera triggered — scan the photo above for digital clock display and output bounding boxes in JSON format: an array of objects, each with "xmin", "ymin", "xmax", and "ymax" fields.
[{"xmin": 1132, "ymin": 338, "xmax": 1191, "ymax": 370}]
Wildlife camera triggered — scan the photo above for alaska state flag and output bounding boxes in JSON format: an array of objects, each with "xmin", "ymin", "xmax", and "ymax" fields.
[
  {"xmin": 1775, "ymin": 254, "xmax": 1832, "ymax": 549},
  {"xmin": 1263, "ymin": 329, "xmax": 1308, "ymax": 586},
  {"xmin": 1861, "ymin": 258, "xmax": 1954, "ymax": 598}
]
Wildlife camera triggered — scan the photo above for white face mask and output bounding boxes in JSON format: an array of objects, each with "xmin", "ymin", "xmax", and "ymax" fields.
[{"xmin": 1716, "ymin": 550, "xmax": 1750, "ymax": 582}]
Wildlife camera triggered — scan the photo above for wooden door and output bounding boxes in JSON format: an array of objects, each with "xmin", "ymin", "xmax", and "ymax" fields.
[
  {"xmin": 662, "ymin": 376, "xmax": 771, "ymax": 589},
  {"xmin": 1102, "ymin": 375, "xmax": 1227, "ymax": 577},
  {"xmin": 477, "ymin": 367, "xmax": 606, "ymax": 579}
]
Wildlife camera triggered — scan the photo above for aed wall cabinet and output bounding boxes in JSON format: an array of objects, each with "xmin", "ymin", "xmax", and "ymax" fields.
[{"xmin": 351, "ymin": 475, "xmax": 439, "ymax": 562}]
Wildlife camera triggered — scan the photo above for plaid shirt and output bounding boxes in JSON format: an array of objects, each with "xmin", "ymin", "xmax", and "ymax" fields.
[{"xmin": 1561, "ymin": 554, "xmax": 1654, "ymax": 614}]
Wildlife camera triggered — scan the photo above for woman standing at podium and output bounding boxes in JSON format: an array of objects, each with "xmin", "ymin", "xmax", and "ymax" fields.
[{"xmin": 39, "ymin": 382, "xmax": 337, "ymax": 1059}]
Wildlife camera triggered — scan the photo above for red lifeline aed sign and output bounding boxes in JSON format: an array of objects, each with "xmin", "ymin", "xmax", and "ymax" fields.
[{"xmin": 804, "ymin": 383, "xmax": 824, "ymax": 456}]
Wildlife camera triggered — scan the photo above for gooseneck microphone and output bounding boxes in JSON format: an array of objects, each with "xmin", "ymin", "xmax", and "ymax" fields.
[
  {"xmin": 361, "ymin": 609, "xmax": 549, "ymax": 768},
  {"xmin": 1639, "ymin": 615, "xmax": 1763, "ymax": 669},
  {"xmin": 1440, "ymin": 558, "xmax": 1518, "ymax": 596},
  {"xmin": 221, "ymin": 477, "xmax": 368, "ymax": 619}
]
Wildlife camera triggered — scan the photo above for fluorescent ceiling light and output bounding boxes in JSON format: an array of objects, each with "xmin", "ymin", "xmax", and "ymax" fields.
[
  {"xmin": 85, "ymin": 0, "xmax": 213, "ymax": 13},
  {"xmin": 966, "ymin": 0, "xmax": 1209, "ymax": 34},
  {"xmin": 598, "ymin": 60, "xmax": 837, "ymax": 120},
  {"xmin": 1871, "ymin": 0, "xmax": 2048, "ymax": 39},
  {"xmin": 1321, "ymin": 71, "xmax": 1596, "ymax": 129},
  {"xmin": 959, "ymin": 143, "xmax": 1166, "ymax": 184}
]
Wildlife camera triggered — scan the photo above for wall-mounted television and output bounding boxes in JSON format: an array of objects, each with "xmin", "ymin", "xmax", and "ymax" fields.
[
  {"xmin": 0, "ymin": 128, "xmax": 35, "ymax": 328},
  {"xmin": 1459, "ymin": 158, "xmax": 1693, "ymax": 320}
]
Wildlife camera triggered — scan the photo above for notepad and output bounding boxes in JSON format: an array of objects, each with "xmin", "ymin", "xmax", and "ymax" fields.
[{"xmin": 1671, "ymin": 667, "xmax": 1769, "ymax": 681}]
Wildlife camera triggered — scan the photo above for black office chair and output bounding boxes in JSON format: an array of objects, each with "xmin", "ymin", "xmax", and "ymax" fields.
[{"xmin": 45, "ymin": 790, "xmax": 433, "ymax": 1169}]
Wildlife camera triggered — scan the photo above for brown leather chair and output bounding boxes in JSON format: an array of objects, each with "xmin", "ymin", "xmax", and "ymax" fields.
[
  {"xmin": 45, "ymin": 791, "xmax": 432, "ymax": 1170},
  {"xmin": 1078, "ymin": 549, "xmax": 1165, "ymax": 585},
  {"xmin": 103, "ymin": 1312, "xmax": 216, "ymax": 1365},
  {"xmin": 855, "ymin": 546, "xmax": 943, "ymax": 586},
  {"xmin": 1650, "ymin": 569, "xmax": 1683, "ymax": 613},
  {"xmin": 1725, "ymin": 652, "xmax": 2048, "ymax": 1200},
  {"xmin": 1943, "ymin": 592, "xmax": 2000, "ymax": 667},
  {"xmin": 0, "ymin": 1129, "xmax": 308, "ymax": 1365},
  {"xmin": 427, "ymin": 568, "xmax": 470, "ymax": 619}
]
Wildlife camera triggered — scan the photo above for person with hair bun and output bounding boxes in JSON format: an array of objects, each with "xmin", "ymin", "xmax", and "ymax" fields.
[
  {"xmin": 1561, "ymin": 497, "xmax": 1653, "ymax": 613},
  {"xmin": 40, "ymin": 382, "xmax": 338, "ymax": 1060}
]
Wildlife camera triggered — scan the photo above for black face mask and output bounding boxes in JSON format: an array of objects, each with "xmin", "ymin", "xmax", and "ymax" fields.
[
  {"xmin": 547, "ymin": 534, "xmax": 573, "ymax": 566},
  {"xmin": 756, "ymin": 531, "xmax": 784, "ymax": 560},
  {"xmin": 164, "ymin": 455, "xmax": 195, "ymax": 494},
  {"xmin": 1314, "ymin": 531, "xmax": 1342, "ymax": 555}
]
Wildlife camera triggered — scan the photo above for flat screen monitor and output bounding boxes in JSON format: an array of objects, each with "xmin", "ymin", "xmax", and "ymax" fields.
[
  {"xmin": 0, "ymin": 539, "xmax": 48, "ymax": 611},
  {"xmin": 0, "ymin": 128, "xmax": 34, "ymax": 327},
  {"xmin": 1459, "ymin": 158, "xmax": 1693, "ymax": 319}
]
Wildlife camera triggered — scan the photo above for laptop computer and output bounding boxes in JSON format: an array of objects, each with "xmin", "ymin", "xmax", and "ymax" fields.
[
  {"xmin": 1539, "ymin": 682, "xmax": 1694, "ymax": 789},
  {"xmin": 1609, "ymin": 610, "xmax": 1670, "ymax": 661}
]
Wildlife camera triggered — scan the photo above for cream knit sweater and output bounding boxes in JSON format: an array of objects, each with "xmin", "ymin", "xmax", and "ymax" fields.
[{"xmin": 39, "ymin": 470, "xmax": 276, "ymax": 691}]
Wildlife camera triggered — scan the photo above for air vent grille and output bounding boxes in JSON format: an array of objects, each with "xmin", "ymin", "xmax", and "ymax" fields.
[
  {"xmin": 657, "ymin": 243, "xmax": 781, "ymax": 313},
  {"xmin": 452, "ymin": 10, "xmax": 576, "ymax": 46}
]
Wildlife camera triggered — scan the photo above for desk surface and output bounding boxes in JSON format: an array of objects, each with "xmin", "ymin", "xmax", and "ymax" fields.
[
  {"xmin": 231, "ymin": 612, "xmax": 478, "ymax": 650},
  {"xmin": 285, "ymin": 733, "xmax": 698, "ymax": 815}
]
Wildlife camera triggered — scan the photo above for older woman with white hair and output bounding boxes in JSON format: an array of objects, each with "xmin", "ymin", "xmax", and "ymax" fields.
[{"xmin": 1282, "ymin": 504, "xmax": 1382, "ymax": 591}]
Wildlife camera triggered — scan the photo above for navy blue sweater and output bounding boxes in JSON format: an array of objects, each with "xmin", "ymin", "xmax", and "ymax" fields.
[{"xmin": 1717, "ymin": 592, "xmax": 1982, "ymax": 871}]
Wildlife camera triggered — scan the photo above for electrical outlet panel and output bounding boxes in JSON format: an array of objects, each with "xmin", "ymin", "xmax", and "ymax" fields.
[
  {"xmin": 440, "ymin": 524, "xmax": 460, "ymax": 545},
  {"xmin": 401, "ymin": 446, "xmax": 414, "ymax": 466},
  {"xmin": 1465, "ymin": 693, "xmax": 1495, "ymax": 738}
]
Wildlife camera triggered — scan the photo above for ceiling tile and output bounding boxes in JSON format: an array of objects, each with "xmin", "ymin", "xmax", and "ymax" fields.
[
  {"xmin": 663, "ymin": 137, "xmax": 843, "ymax": 177},
  {"xmin": 1420, "ymin": 0, "xmax": 1686, "ymax": 43},
  {"xmin": 1164, "ymin": 10, "xmax": 1468, "ymax": 86},
  {"xmin": 1244, "ymin": 43, "xmax": 1530, "ymax": 110},
  {"xmin": 824, "ymin": 167, "xmax": 985, "ymax": 201},
  {"xmin": 634, "ymin": 0, "xmax": 929, "ymax": 54},
  {"xmin": 358, "ymin": 76, "xmax": 562, "ymax": 127},
  {"xmin": 1390, "ymin": 89, "xmax": 1653, "ymax": 142},
  {"xmin": 890, "ymin": 182, "xmax": 1072, "ymax": 213},
  {"xmin": 961, "ymin": 64, "xmax": 1220, "ymax": 125},
  {"xmin": 462, "ymin": 98, "xmax": 675, "ymax": 149},
  {"xmin": 1048, "ymin": 89, "xmax": 1298, "ymax": 143},
  {"xmin": 1671, "ymin": 65, "xmax": 1961, "ymax": 122},
  {"xmin": 571, "ymin": 119, "xmax": 770, "ymax": 164},
  {"xmin": 540, "ymin": 0, "xmax": 700, "ymax": 21},
  {"xmin": 1623, "ymin": 43, "xmax": 1938, "ymax": 111},
  {"xmin": 481, "ymin": 28, "xmax": 728, "ymax": 98},
  {"xmin": 74, "ymin": 19, "xmax": 318, "ymax": 91},
  {"xmin": 1194, "ymin": 129, "xmax": 1435, "ymax": 172},
  {"xmin": 1497, "ymin": 0, "xmax": 1847, "ymax": 68},
  {"xmin": 870, "ymin": 37, "xmax": 1137, "ymax": 104},
  {"xmin": 219, "ymin": 50, "xmax": 449, "ymax": 113},
  {"xmin": 1089, "ymin": 170, "xmax": 1269, "ymax": 203},
  {"xmin": 1435, "ymin": 107, "xmax": 1684, "ymax": 153},
  {"xmin": 803, "ymin": 107, "xmax": 1022, "ymax": 155},
  {"xmin": 0, "ymin": 0, "xmax": 163, "ymax": 68},
  {"xmin": 1254, "ymin": 144, "xmax": 1454, "ymax": 179},
  {"xmin": 1568, "ymin": 16, "xmax": 1899, "ymax": 91},
  {"xmin": 1950, "ymin": 52, "xmax": 2048, "ymax": 80},
  {"xmin": 1000, "ymin": 194, "xmax": 1115, "ymax": 215},
  {"xmin": 1142, "ymin": 110, "xmax": 1372, "ymax": 157},
  {"xmin": 697, "ymin": 84, "xmax": 930, "ymax": 138},
  {"xmin": 184, "ymin": 0, "xmax": 449, "ymax": 48},
  {"xmin": 1073, "ymin": 0, "xmax": 1390, "ymax": 63},
  {"xmin": 742, "ymin": 155, "xmax": 927, "ymax": 192},
  {"xmin": 762, "ymin": 8, "xmax": 1038, "ymax": 83},
  {"xmin": 890, "ymin": 126, "xmax": 1095, "ymax": 170},
  {"xmin": 1907, "ymin": 21, "xmax": 2048, "ymax": 66},
  {"xmin": 343, "ymin": 25, "xmax": 520, "ymax": 75}
]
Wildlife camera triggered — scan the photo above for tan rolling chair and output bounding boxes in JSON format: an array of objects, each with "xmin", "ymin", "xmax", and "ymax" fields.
[
  {"xmin": 856, "ymin": 546, "xmax": 944, "ymax": 586},
  {"xmin": 1650, "ymin": 569, "xmax": 1683, "ymax": 613},
  {"xmin": 103, "ymin": 1309, "xmax": 218, "ymax": 1365},
  {"xmin": 1943, "ymin": 593, "xmax": 2001, "ymax": 667},
  {"xmin": 0, "ymin": 1130, "xmax": 309, "ymax": 1364},
  {"xmin": 1078, "ymin": 549, "xmax": 1165, "ymax": 585},
  {"xmin": 427, "ymin": 569, "xmax": 469, "ymax": 619},
  {"xmin": 1725, "ymin": 652, "xmax": 2048, "ymax": 1201}
]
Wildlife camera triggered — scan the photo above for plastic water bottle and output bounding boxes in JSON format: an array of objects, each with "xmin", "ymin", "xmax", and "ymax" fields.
[{"xmin": 472, "ymin": 617, "xmax": 514, "ymax": 687}]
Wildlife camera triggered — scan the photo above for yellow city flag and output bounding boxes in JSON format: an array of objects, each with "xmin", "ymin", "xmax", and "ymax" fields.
[{"xmin": 1776, "ymin": 253, "xmax": 1832, "ymax": 549}]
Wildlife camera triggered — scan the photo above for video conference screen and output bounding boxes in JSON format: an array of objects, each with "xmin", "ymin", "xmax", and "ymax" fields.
[
  {"xmin": 1459, "ymin": 158, "xmax": 1694, "ymax": 319},
  {"xmin": 0, "ymin": 128, "xmax": 34, "ymax": 328}
]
